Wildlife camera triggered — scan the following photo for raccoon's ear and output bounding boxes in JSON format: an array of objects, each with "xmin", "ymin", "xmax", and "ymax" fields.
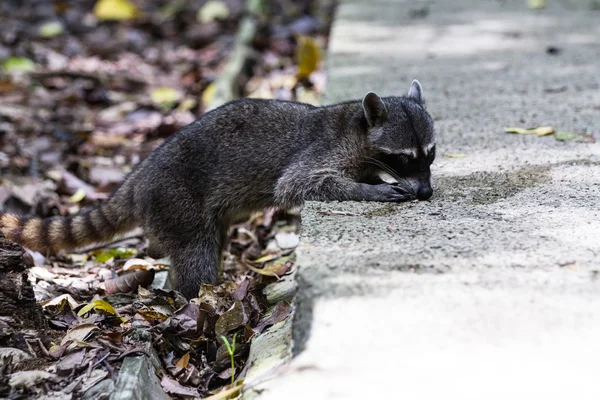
[
  {"xmin": 362, "ymin": 92, "xmax": 387, "ymax": 126},
  {"xmin": 408, "ymin": 80, "xmax": 424, "ymax": 104}
]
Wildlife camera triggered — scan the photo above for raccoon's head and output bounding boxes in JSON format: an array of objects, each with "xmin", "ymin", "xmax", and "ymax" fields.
[{"xmin": 362, "ymin": 80, "xmax": 436, "ymax": 201}]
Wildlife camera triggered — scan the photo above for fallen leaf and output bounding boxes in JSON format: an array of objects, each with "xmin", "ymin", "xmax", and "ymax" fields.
[
  {"xmin": 231, "ymin": 278, "xmax": 250, "ymax": 301},
  {"xmin": 202, "ymin": 82, "xmax": 217, "ymax": 108},
  {"xmin": 295, "ymin": 86, "xmax": 320, "ymax": 105},
  {"xmin": 0, "ymin": 348, "xmax": 32, "ymax": 366},
  {"xmin": 161, "ymin": 376, "xmax": 200, "ymax": 397},
  {"xmin": 94, "ymin": 0, "xmax": 139, "ymax": 21},
  {"xmin": 197, "ymin": 0, "xmax": 230, "ymax": 24},
  {"xmin": 69, "ymin": 188, "xmax": 87, "ymax": 203},
  {"xmin": 527, "ymin": 0, "xmax": 546, "ymax": 9},
  {"xmin": 80, "ymin": 369, "xmax": 109, "ymax": 393},
  {"xmin": 247, "ymin": 254, "xmax": 293, "ymax": 278},
  {"xmin": 554, "ymin": 131, "xmax": 596, "ymax": 143},
  {"xmin": 105, "ymin": 270, "xmax": 156, "ymax": 294},
  {"xmin": 39, "ymin": 21, "xmax": 64, "ymax": 38},
  {"xmin": 504, "ymin": 126, "xmax": 554, "ymax": 136},
  {"xmin": 296, "ymin": 36, "xmax": 321, "ymax": 80},
  {"xmin": 177, "ymin": 97, "xmax": 197, "ymax": 112},
  {"xmin": 175, "ymin": 352, "xmax": 190, "ymax": 369},
  {"xmin": 77, "ymin": 300, "xmax": 119, "ymax": 317},
  {"xmin": 444, "ymin": 153, "xmax": 466, "ymax": 158},
  {"xmin": 252, "ymin": 254, "xmax": 280, "ymax": 264},
  {"xmin": 2, "ymin": 57, "xmax": 35, "ymax": 73},
  {"xmin": 93, "ymin": 247, "xmax": 137, "ymax": 263},
  {"xmin": 253, "ymin": 301, "xmax": 292, "ymax": 333},
  {"xmin": 56, "ymin": 349, "xmax": 86, "ymax": 376},
  {"xmin": 41, "ymin": 294, "xmax": 80, "ymax": 310},
  {"xmin": 61, "ymin": 324, "xmax": 99, "ymax": 345},
  {"xmin": 9, "ymin": 370, "xmax": 57, "ymax": 389},
  {"xmin": 122, "ymin": 258, "xmax": 154, "ymax": 271},
  {"xmin": 150, "ymin": 87, "xmax": 182, "ymax": 107},
  {"xmin": 215, "ymin": 301, "xmax": 248, "ymax": 336},
  {"xmin": 137, "ymin": 309, "xmax": 169, "ymax": 322}
]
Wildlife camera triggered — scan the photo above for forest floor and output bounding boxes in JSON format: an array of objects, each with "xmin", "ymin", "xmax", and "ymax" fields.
[{"xmin": 0, "ymin": 0, "xmax": 333, "ymax": 398}]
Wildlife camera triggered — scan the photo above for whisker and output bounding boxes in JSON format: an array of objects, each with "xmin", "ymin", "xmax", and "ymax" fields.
[{"xmin": 364, "ymin": 157, "xmax": 402, "ymax": 182}]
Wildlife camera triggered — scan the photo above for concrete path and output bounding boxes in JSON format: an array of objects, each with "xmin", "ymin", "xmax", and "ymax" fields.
[{"xmin": 259, "ymin": 0, "xmax": 600, "ymax": 398}]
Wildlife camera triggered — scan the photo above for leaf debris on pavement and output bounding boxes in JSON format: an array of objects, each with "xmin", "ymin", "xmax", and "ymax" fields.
[{"xmin": 505, "ymin": 126, "xmax": 595, "ymax": 143}]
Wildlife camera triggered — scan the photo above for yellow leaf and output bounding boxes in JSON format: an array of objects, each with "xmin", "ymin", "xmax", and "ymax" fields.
[
  {"xmin": 201, "ymin": 82, "xmax": 217, "ymax": 108},
  {"xmin": 176, "ymin": 352, "xmax": 190, "ymax": 369},
  {"xmin": 94, "ymin": 0, "xmax": 139, "ymax": 21},
  {"xmin": 295, "ymin": 36, "xmax": 321, "ymax": 80},
  {"xmin": 504, "ymin": 126, "xmax": 554, "ymax": 136},
  {"xmin": 177, "ymin": 97, "xmax": 197, "ymax": 112},
  {"xmin": 69, "ymin": 188, "xmax": 87, "ymax": 203},
  {"xmin": 197, "ymin": 0, "xmax": 230, "ymax": 23},
  {"xmin": 444, "ymin": 153, "xmax": 466, "ymax": 158},
  {"xmin": 295, "ymin": 87, "xmax": 320, "ymax": 106},
  {"xmin": 252, "ymin": 254, "xmax": 279, "ymax": 264},
  {"xmin": 527, "ymin": 0, "xmax": 546, "ymax": 9},
  {"xmin": 534, "ymin": 126, "xmax": 554, "ymax": 136},
  {"xmin": 77, "ymin": 299, "xmax": 118, "ymax": 317},
  {"xmin": 92, "ymin": 299, "xmax": 118, "ymax": 315},
  {"xmin": 77, "ymin": 302, "xmax": 96, "ymax": 316},
  {"xmin": 150, "ymin": 87, "xmax": 182, "ymax": 107}
]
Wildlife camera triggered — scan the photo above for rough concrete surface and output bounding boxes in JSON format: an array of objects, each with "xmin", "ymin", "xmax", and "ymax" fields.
[{"xmin": 257, "ymin": 0, "xmax": 600, "ymax": 398}]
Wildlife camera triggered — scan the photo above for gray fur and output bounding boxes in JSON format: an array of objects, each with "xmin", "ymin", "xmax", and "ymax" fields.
[{"xmin": 106, "ymin": 81, "xmax": 437, "ymax": 298}]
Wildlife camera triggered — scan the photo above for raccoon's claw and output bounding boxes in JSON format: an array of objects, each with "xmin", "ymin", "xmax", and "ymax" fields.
[{"xmin": 366, "ymin": 184, "xmax": 415, "ymax": 202}]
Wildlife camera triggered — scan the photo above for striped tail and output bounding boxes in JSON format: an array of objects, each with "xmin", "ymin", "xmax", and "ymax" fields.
[{"xmin": 0, "ymin": 186, "xmax": 137, "ymax": 253}]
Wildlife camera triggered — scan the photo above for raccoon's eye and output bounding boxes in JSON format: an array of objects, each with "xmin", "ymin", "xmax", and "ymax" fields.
[{"xmin": 397, "ymin": 154, "xmax": 410, "ymax": 164}]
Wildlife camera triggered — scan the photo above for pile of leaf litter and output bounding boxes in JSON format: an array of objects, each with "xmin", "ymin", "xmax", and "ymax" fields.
[{"xmin": 0, "ymin": 0, "xmax": 333, "ymax": 398}]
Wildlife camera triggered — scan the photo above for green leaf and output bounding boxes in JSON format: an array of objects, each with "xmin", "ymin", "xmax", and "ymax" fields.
[
  {"xmin": 527, "ymin": 0, "xmax": 546, "ymax": 9},
  {"xmin": 2, "ymin": 57, "xmax": 35, "ymax": 73},
  {"xmin": 555, "ymin": 131, "xmax": 596, "ymax": 143},
  {"xmin": 39, "ymin": 21, "xmax": 64, "ymax": 38},
  {"xmin": 221, "ymin": 335, "xmax": 233, "ymax": 355},
  {"xmin": 94, "ymin": 247, "xmax": 137, "ymax": 263}
]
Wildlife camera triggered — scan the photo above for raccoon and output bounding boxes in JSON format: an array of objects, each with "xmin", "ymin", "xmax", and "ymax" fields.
[{"xmin": 0, "ymin": 80, "xmax": 436, "ymax": 299}]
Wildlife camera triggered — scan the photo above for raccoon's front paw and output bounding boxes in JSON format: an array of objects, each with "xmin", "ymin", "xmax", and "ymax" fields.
[{"xmin": 367, "ymin": 184, "xmax": 415, "ymax": 202}]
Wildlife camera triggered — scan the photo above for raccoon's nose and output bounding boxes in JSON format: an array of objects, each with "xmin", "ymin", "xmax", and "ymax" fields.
[{"xmin": 417, "ymin": 186, "xmax": 433, "ymax": 200}]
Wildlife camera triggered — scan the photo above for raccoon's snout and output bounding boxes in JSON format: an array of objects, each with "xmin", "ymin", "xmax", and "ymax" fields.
[{"xmin": 417, "ymin": 186, "xmax": 433, "ymax": 200}]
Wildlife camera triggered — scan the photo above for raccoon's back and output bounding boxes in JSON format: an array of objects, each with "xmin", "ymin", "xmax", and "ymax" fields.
[{"xmin": 138, "ymin": 99, "xmax": 318, "ymax": 212}]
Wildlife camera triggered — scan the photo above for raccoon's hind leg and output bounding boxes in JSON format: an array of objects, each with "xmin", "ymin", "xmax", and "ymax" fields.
[{"xmin": 166, "ymin": 225, "xmax": 227, "ymax": 299}]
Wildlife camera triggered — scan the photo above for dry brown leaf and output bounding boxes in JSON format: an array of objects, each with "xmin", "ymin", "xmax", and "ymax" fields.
[
  {"xmin": 61, "ymin": 324, "xmax": 99, "ymax": 345},
  {"xmin": 175, "ymin": 352, "xmax": 190, "ymax": 369},
  {"xmin": 105, "ymin": 269, "xmax": 156, "ymax": 294},
  {"xmin": 215, "ymin": 301, "xmax": 248, "ymax": 336}
]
